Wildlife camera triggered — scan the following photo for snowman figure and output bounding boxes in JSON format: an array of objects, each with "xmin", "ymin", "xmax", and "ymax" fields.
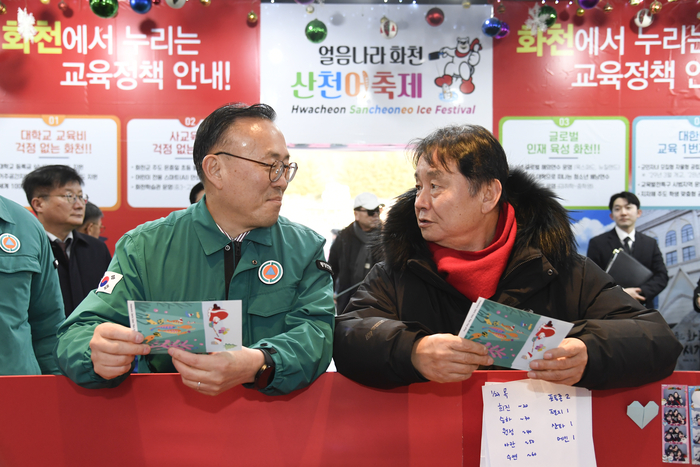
[{"xmin": 434, "ymin": 36, "xmax": 482, "ymax": 95}]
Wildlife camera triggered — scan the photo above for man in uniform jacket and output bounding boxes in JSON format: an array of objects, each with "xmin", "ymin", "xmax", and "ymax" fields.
[
  {"xmin": 587, "ymin": 191, "xmax": 668, "ymax": 307},
  {"xmin": 55, "ymin": 103, "xmax": 335, "ymax": 396},
  {"xmin": 22, "ymin": 165, "xmax": 112, "ymax": 317},
  {"xmin": 334, "ymin": 125, "xmax": 681, "ymax": 390}
]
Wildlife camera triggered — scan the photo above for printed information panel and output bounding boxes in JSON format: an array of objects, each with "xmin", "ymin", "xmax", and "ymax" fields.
[
  {"xmin": 633, "ymin": 116, "xmax": 700, "ymax": 209},
  {"xmin": 500, "ymin": 117, "xmax": 628, "ymax": 208},
  {"xmin": 0, "ymin": 115, "xmax": 119, "ymax": 208},
  {"xmin": 262, "ymin": 4, "xmax": 493, "ymax": 145},
  {"xmin": 127, "ymin": 118, "xmax": 201, "ymax": 208}
]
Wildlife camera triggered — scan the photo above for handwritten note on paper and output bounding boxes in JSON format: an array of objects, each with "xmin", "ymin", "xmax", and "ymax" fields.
[{"xmin": 480, "ymin": 380, "xmax": 596, "ymax": 467}]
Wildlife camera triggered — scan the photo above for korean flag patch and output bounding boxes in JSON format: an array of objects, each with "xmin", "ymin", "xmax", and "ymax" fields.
[{"xmin": 96, "ymin": 272, "xmax": 123, "ymax": 294}]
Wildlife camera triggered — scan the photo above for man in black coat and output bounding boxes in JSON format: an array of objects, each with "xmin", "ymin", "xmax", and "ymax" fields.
[
  {"xmin": 22, "ymin": 165, "xmax": 112, "ymax": 317},
  {"xmin": 587, "ymin": 191, "xmax": 668, "ymax": 307},
  {"xmin": 328, "ymin": 192, "xmax": 383, "ymax": 314},
  {"xmin": 333, "ymin": 125, "xmax": 681, "ymax": 390}
]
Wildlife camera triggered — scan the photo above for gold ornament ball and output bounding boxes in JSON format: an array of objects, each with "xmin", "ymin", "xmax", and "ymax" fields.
[
  {"xmin": 649, "ymin": 0, "xmax": 662, "ymax": 13},
  {"xmin": 576, "ymin": 7, "xmax": 585, "ymax": 15},
  {"xmin": 40, "ymin": 0, "xmax": 50, "ymax": 4},
  {"xmin": 200, "ymin": 0, "xmax": 211, "ymax": 6},
  {"xmin": 247, "ymin": 10, "xmax": 258, "ymax": 24},
  {"xmin": 0, "ymin": 3, "xmax": 6, "ymax": 13},
  {"xmin": 462, "ymin": 0, "xmax": 471, "ymax": 8},
  {"xmin": 306, "ymin": 5, "xmax": 314, "ymax": 13},
  {"xmin": 497, "ymin": 3, "xmax": 506, "ymax": 13},
  {"xmin": 603, "ymin": 2, "xmax": 612, "ymax": 11},
  {"xmin": 629, "ymin": 0, "xmax": 643, "ymax": 5}
]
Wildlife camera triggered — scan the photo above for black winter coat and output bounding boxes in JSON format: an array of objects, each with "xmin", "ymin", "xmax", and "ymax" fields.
[{"xmin": 334, "ymin": 169, "xmax": 681, "ymax": 390}]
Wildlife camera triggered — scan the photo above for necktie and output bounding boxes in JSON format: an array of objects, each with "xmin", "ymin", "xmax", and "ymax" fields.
[
  {"xmin": 623, "ymin": 236, "xmax": 632, "ymax": 255},
  {"xmin": 56, "ymin": 237, "xmax": 72, "ymax": 259}
]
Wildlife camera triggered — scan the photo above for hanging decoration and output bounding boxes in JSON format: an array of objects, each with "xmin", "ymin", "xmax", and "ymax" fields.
[
  {"xmin": 634, "ymin": 8, "xmax": 654, "ymax": 27},
  {"xmin": 425, "ymin": 7, "xmax": 445, "ymax": 26},
  {"xmin": 649, "ymin": 0, "xmax": 662, "ymax": 13},
  {"xmin": 40, "ymin": 0, "xmax": 50, "ymax": 5},
  {"xmin": 0, "ymin": 1, "xmax": 8, "ymax": 14},
  {"xmin": 497, "ymin": 2, "xmax": 506, "ymax": 13},
  {"xmin": 380, "ymin": 16, "xmax": 398, "ymax": 39},
  {"xmin": 462, "ymin": 1, "xmax": 471, "ymax": 8},
  {"xmin": 90, "ymin": 0, "xmax": 118, "ymax": 17},
  {"xmin": 629, "ymin": 0, "xmax": 643, "ymax": 5},
  {"xmin": 305, "ymin": 18, "xmax": 327, "ymax": 43},
  {"xmin": 17, "ymin": 7, "xmax": 37, "ymax": 41},
  {"xmin": 578, "ymin": 0, "xmax": 599, "ymax": 9},
  {"xmin": 200, "ymin": 0, "xmax": 211, "ymax": 6},
  {"xmin": 576, "ymin": 7, "xmax": 585, "ymax": 15},
  {"xmin": 524, "ymin": 4, "xmax": 555, "ymax": 35},
  {"xmin": 306, "ymin": 5, "xmax": 314, "ymax": 13},
  {"xmin": 165, "ymin": 0, "xmax": 186, "ymax": 9},
  {"xmin": 603, "ymin": 2, "xmax": 613, "ymax": 12},
  {"xmin": 495, "ymin": 21, "xmax": 510, "ymax": 38},
  {"xmin": 482, "ymin": 17, "xmax": 503, "ymax": 37},
  {"xmin": 130, "ymin": 0, "xmax": 152, "ymax": 14},
  {"xmin": 58, "ymin": 0, "xmax": 68, "ymax": 11},
  {"xmin": 247, "ymin": 10, "xmax": 258, "ymax": 24}
]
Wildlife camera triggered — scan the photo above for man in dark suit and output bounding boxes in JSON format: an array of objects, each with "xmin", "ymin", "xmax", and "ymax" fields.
[
  {"xmin": 587, "ymin": 191, "xmax": 668, "ymax": 307},
  {"xmin": 22, "ymin": 165, "xmax": 112, "ymax": 317}
]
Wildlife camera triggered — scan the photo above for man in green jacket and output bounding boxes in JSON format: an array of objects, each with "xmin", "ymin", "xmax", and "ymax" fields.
[
  {"xmin": 55, "ymin": 103, "xmax": 335, "ymax": 396},
  {"xmin": 0, "ymin": 195, "xmax": 64, "ymax": 375}
]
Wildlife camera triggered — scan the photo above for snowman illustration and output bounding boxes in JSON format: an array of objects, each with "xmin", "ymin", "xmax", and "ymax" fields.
[{"xmin": 433, "ymin": 36, "xmax": 482, "ymax": 95}]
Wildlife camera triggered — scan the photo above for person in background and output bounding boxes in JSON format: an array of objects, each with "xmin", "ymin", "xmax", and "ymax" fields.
[
  {"xmin": 333, "ymin": 124, "xmax": 681, "ymax": 391},
  {"xmin": 328, "ymin": 192, "xmax": 384, "ymax": 314},
  {"xmin": 77, "ymin": 201, "xmax": 105, "ymax": 240},
  {"xmin": 587, "ymin": 191, "xmax": 668, "ymax": 307},
  {"xmin": 55, "ymin": 103, "xmax": 335, "ymax": 396},
  {"xmin": 0, "ymin": 195, "xmax": 64, "ymax": 375},
  {"xmin": 22, "ymin": 165, "xmax": 112, "ymax": 317},
  {"xmin": 190, "ymin": 181, "xmax": 205, "ymax": 204}
]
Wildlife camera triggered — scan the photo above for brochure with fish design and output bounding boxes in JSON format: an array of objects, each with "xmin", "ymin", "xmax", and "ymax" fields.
[
  {"xmin": 457, "ymin": 297, "xmax": 573, "ymax": 371},
  {"xmin": 127, "ymin": 300, "xmax": 242, "ymax": 354}
]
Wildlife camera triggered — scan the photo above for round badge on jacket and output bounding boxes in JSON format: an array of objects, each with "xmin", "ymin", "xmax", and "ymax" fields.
[
  {"xmin": 258, "ymin": 260, "xmax": 283, "ymax": 284},
  {"xmin": 0, "ymin": 233, "xmax": 20, "ymax": 253}
]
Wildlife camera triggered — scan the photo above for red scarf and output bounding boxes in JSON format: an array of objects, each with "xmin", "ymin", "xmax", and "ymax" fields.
[{"xmin": 427, "ymin": 203, "xmax": 517, "ymax": 302}]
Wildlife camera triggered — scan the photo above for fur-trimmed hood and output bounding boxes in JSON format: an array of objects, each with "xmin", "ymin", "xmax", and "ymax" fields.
[{"xmin": 380, "ymin": 167, "xmax": 577, "ymax": 273}]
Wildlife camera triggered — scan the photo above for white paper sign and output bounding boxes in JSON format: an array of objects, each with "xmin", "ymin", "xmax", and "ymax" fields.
[
  {"xmin": 0, "ymin": 115, "xmax": 119, "ymax": 208},
  {"xmin": 481, "ymin": 379, "xmax": 596, "ymax": 467},
  {"xmin": 500, "ymin": 117, "xmax": 628, "ymax": 208},
  {"xmin": 633, "ymin": 116, "xmax": 700, "ymax": 209},
  {"xmin": 126, "ymin": 118, "xmax": 201, "ymax": 208},
  {"xmin": 261, "ymin": 4, "xmax": 494, "ymax": 145}
]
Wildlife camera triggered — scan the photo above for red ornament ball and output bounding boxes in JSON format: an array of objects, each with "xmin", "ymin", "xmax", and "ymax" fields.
[{"xmin": 426, "ymin": 7, "xmax": 444, "ymax": 27}]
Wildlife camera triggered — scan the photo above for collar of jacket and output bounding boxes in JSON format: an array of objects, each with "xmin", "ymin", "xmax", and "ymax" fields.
[{"xmin": 380, "ymin": 168, "xmax": 577, "ymax": 275}]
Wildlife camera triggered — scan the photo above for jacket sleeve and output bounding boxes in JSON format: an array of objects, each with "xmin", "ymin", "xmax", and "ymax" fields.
[
  {"xmin": 28, "ymin": 231, "xmax": 65, "ymax": 375},
  {"xmin": 334, "ymin": 263, "xmax": 430, "ymax": 389},
  {"xmin": 327, "ymin": 235, "xmax": 341, "ymax": 289},
  {"xmin": 639, "ymin": 237, "xmax": 668, "ymax": 302},
  {"xmin": 54, "ymin": 234, "xmax": 144, "ymax": 388},
  {"xmin": 571, "ymin": 258, "xmax": 681, "ymax": 390},
  {"xmin": 249, "ymin": 242, "xmax": 335, "ymax": 396}
]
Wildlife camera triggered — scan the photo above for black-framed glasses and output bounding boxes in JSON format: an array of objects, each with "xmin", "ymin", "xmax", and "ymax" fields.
[
  {"xmin": 355, "ymin": 207, "xmax": 381, "ymax": 217},
  {"xmin": 214, "ymin": 152, "xmax": 298, "ymax": 183},
  {"xmin": 41, "ymin": 193, "xmax": 88, "ymax": 204}
]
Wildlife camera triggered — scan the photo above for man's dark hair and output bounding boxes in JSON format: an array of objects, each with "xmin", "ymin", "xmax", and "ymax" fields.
[
  {"xmin": 189, "ymin": 182, "xmax": 204, "ymax": 204},
  {"xmin": 410, "ymin": 124, "xmax": 509, "ymax": 202},
  {"xmin": 82, "ymin": 201, "xmax": 103, "ymax": 225},
  {"xmin": 22, "ymin": 165, "xmax": 84, "ymax": 212},
  {"xmin": 192, "ymin": 103, "xmax": 277, "ymax": 181},
  {"xmin": 608, "ymin": 191, "xmax": 640, "ymax": 211}
]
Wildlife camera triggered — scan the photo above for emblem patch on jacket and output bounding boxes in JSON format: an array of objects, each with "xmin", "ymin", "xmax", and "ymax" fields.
[
  {"xmin": 97, "ymin": 272, "xmax": 123, "ymax": 294},
  {"xmin": 258, "ymin": 260, "xmax": 283, "ymax": 284},
  {"xmin": 316, "ymin": 260, "xmax": 333, "ymax": 275}
]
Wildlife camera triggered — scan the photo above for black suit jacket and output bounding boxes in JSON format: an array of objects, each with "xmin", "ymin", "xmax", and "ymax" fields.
[
  {"xmin": 587, "ymin": 228, "xmax": 668, "ymax": 306},
  {"xmin": 50, "ymin": 230, "xmax": 112, "ymax": 317}
]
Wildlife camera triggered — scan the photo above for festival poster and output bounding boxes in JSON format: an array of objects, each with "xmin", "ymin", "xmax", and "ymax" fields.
[{"xmin": 261, "ymin": 4, "xmax": 494, "ymax": 146}]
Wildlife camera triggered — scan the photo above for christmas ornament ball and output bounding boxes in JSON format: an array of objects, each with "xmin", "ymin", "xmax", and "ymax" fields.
[
  {"xmin": 539, "ymin": 5, "xmax": 557, "ymax": 28},
  {"xmin": 165, "ymin": 0, "xmax": 186, "ymax": 9},
  {"xmin": 305, "ymin": 19, "xmax": 327, "ymax": 43},
  {"xmin": 40, "ymin": 0, "xmax": 50, "ymax": 5},
  {"xmin": 603, "ymin": 3, "xmax": 613, "ymax": 12},
  {"xmin": 426, "ymin": 7, "xmax": 445, "ymax": 26},
  {"xmin": 576, "ymin": 7, "xmax": 585, "ymax": 16},
  {"xmin": 247, "ymin": 10, "xmax": 258, "ymax": 24},
  {"xmin": 90, "ymin": 0, "xmax": 118, "ymax": 18},
  {"xmin": 130, "ymin": 0, "xmax": 152, "ymax": 14},
  {"xmin": 481, "ymin": 17, "xmax": 503, "ymax": 37},
  {"xmin": 649, "ymin": 0, "xmax": 662, "ymax": 13},
  {"xmin": 577, "ymin": 0, "xmax": 599, "ymax": 9},
  {"xmin": 380, "ymin": 16, "xmax": 398, "ymax": 39},
  {"xmin": 495, "ymin": 21, "xmax": 509, "ymax": 38}
]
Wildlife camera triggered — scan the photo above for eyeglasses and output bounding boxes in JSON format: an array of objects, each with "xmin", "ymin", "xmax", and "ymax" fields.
[
  {"xmin": 41, "ymin": 193, "xmax": 89, "ymax": 204},
  {"xmin": 355, "ymin": 207, "xmax": 381, "ymax": 217},
  {"xmin": 214, "ymin": 152, "xmax": 298, "ymax": 183}
]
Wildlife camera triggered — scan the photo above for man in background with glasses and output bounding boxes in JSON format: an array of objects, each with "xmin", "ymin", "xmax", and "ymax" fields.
[
  {"xmin": 328, "ymin": 192, "xmax": 384, "ymax": 314},
  {"xmin": 55, "ymin": 103, "xmax": 335, "ymax": 396},
  {"xmin": 22, "ymin": 165, "xmax": 112, "ymax": 318}
]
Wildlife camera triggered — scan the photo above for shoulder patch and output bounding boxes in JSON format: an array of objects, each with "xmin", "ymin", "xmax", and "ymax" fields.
[
  {"xmin": 96, "ymin": 272, "xmax": 123, "ymax": 294},
  {"xmin": 316, "ymin": 260, "xmax": 333, "ymax": 275}
]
